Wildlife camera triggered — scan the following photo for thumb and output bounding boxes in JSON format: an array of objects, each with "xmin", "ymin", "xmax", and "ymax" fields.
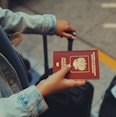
[{"xmin": 56, "ymin": 64, "xmax": 71, "ymax": 78}]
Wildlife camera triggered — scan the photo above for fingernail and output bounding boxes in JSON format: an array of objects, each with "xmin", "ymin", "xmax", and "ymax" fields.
[
  {"xmin": 72, "ymin": 36, "xmax": 76, "ymax": 39},
  {"xmin": 72, "ymin": 32, "xmax": 76, "ymax": 36},
  {"xmin": 67, "ymin": 64, "xmax": 71, "ymax": 68}
]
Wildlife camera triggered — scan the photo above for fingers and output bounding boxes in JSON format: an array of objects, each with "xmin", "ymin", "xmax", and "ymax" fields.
[
  {"xmin": 73, "ymin": 80, "xmax": 86, "ymax": 87},
  {"xmin": 55, "ymin": 64, "xmax": 71, "ymax": 78},
  {"xmin": 62, "ymin": 32, "xmax": 76, "ymax": 39},
  {"xmin": 55, "ymin": 20, "xmax": 76, "ymax": 39},
  {"xmin": 61, "ymin": 26, "xmax": 76, "ymax": 39},
  {"xmin": 66, "ymin": 79, "xmax": 86, "ymax": 88}
]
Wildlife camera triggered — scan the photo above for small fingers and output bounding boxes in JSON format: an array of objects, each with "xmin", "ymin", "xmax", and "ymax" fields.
[
  {"xmin": 62, "ymin": 32, "xmax": 76, "ymax": 39},
  {"xmin": 62, "ymin": 26, "xmax": 76, "ymax": 39},
  {"xmin": 55, "ymin": 64, "xmax": 71, "ymax": 78},
  {"xmin": 66, "ymin": 79, "xmax": 86, "ymax": 88},
  {"xmin": 74, "ymin": 80, "xmax": 86, "ymax": 86}
]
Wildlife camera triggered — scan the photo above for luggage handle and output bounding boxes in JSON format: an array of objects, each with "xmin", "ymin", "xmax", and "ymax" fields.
[
  {"xmin": 43, "ymin": 34, "xmax": 49, "ymax": 75},
  {"xmin": 67, "ymin": 31, "xmax": 76, "ymax": 50},
  {"xmin": 42, "ymin": 32, "xmax": 75, "ymax": 76}
]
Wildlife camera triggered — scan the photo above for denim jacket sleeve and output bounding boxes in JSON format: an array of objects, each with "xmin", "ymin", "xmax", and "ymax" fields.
[
  {"xmin": 0, "ymin": 85, "xmax": 48, "ymax": 117},
  {"xmin": 0, "ymin": 7, "xmax": 56, "ymax": 35}
]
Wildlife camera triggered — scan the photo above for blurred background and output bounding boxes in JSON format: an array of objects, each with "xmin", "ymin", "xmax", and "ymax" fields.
[{"xmin": 0, "ymin": 0, "xmax": 116, "ymax": 117}]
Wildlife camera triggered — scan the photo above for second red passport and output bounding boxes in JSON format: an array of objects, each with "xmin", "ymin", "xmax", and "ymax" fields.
[{"xmin": 53, "ymin": 50, "xmax": 99, "ymax": 80}]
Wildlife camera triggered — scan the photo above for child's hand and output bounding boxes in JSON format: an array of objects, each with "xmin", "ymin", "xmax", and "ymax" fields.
[
  {"xmin": 55, "ymin": 20, "xmax": 76, "ymax": 39},
  {"xmin": 36, "ymin": 64, "xmax": 86, "ymax": 97}
]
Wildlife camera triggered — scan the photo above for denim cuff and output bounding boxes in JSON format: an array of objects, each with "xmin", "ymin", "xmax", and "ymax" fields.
[
  {"xmin": 42, "ymin": 14, "xmax": 56, "ymax": 35},
  {"xmin": 0, "ymin": 85, "xmax": 48, "ymax": 117},
  {"xmin": 17, "ymin": 85, "xmax": 48, "ymax": 116}
]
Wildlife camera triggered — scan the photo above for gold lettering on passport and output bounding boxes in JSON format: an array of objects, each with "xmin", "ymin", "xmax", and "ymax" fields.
[
  {"xmin": 73, "ymin": 57, "xmax": 87, "ymax": 71},
  {"xmin": 91, "ymin": 52, "xmax": 96, "ymax": 76},
  {"xmin": 61, "ymin": 57, "xmax": 66, "ymax": 68}
]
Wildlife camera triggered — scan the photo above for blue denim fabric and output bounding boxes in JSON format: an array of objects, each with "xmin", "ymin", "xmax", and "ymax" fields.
[
  {"xmin": 0, "ymin": 75, "xmax": 13, "ymax": 97},
  {"xmin": 0, "ymin": 85, "xmax": 48, "ymax": 117},
  {"xmin": 0, "ymin": 7, "xmax": 56, "ymax": 35},
  {"xmin": 0, "ymin": 53, "xmax": 22, "ymax": 94},
  {"xmin": 0, "ymin": 53, "xmax": 48, "ymax": 117},
  {"xmin": 0, "ymin": 27, "xmax": 29, "ymax": 89},
  {"xmin": 0, "ymin": 7, "xmax": 56, "ymax": 116}
]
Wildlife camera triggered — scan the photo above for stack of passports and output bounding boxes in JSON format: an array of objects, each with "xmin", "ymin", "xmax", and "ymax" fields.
[{"xmin": 53, "ymin": 50, "xmax": 99, "ymax": 80}]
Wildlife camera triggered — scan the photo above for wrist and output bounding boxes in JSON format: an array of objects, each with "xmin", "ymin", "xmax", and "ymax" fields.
[{"xmin": 36, "ymin": 80, "xmax": 49, "ymax": 97}]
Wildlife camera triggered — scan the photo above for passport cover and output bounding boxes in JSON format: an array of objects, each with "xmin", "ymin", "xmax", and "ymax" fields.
[{"xmin": 53, "ymin": 50, "xmax": 99, "ymax": 79}]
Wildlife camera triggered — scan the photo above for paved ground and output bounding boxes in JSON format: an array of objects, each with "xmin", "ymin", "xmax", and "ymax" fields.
[{"xmin": 7, "ymin": 0, "xmax": 116, "ymax": 116}]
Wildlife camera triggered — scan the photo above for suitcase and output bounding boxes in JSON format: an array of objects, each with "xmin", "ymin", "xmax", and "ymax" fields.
[
  {"xmin": 39, "ymin": 33, "xmax": 94, "ymax": 117},
  {"xmin": 99, "ymin": 75, "xmax": 116, "ymax": 117}
]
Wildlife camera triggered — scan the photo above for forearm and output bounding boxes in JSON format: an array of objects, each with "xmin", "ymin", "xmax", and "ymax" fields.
[
  {"xmin": 0, "ymin": 85, "xmax": 48, "ymax": 117},
  {"xmin": 0, "ymin": 7, "xmax": 56, "ymax": 35}
]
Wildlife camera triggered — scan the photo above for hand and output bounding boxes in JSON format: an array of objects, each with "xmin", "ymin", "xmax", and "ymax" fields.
[
  {"xmin": 55, "ymin": 20, "xmax": 76, "ymax": 39},
  {"xmin": 36, "ymin": 64, "xmax": 86, "ymax": 97}
]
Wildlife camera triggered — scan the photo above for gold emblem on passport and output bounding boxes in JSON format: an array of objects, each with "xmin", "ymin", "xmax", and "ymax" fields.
[
  {"xmin": 70, "ymin": 56, "xmax": 90, "ymax": 73},
  {"xmin": 72, "ymin": 57, "xmax": 87, "ymax": 71}
]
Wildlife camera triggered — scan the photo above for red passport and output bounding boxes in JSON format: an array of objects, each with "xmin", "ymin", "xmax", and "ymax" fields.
[{"xmin": 53, "ymin": 50, "xmax": 99, "ymax": 79}]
